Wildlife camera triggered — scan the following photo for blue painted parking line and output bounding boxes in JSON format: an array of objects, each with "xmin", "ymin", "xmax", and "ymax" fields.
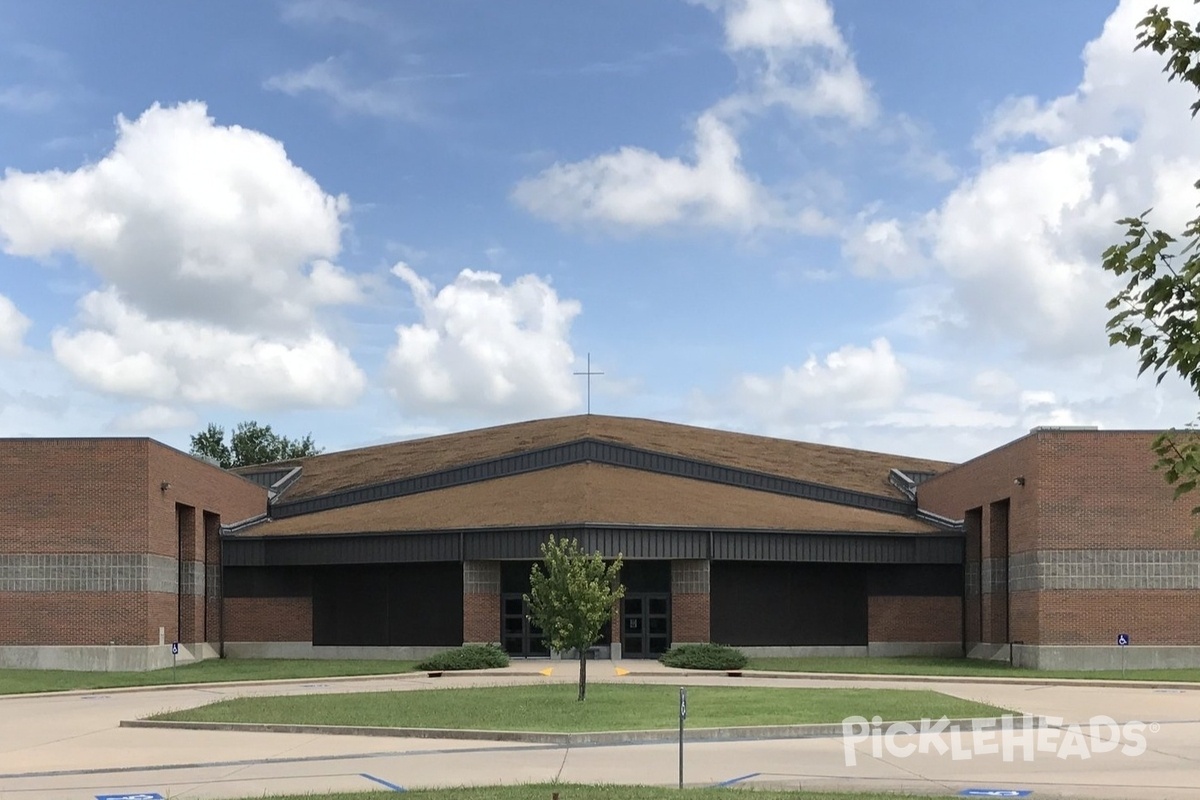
[
  {"xmin": 361, "ymin": 773, "xmax": 406, "ymax": 791},
  {"xmin": 713, "ymin": 772, "xmax": 761, "ymax": 787},
  {"xmin": 96, "ymin": 793, "xmax": 165, "ymax": 800},
  {"xmin": 959, "ymin": 790, "xmax": 1032, "ymax": 798}
]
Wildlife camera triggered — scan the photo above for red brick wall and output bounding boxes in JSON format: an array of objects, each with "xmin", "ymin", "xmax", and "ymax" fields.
[
  {"xmin": 146, "ymin": 441, "xmax": 266, "ymax": 560},
  {"xmin": 919, "ymin": 430, "xmax": 1200, "ymax": 649},
  {"xmin": 918, "ymin": 435, "xmax": 1040, "ymax": 554},
  {"xmin": 0, "ymin": 439, "xmax": 150, "ymax": 554},
  {"xmin": 672, "ymin": 592, "xmax": 710, "ymax": 643},
  {"xmin": 1010, "ymin": 590, "xmax": 1040, "ymax": 645},
  {"xmin": 1037, "ymin": 590, "xmax": 1200, "ymax": 645},
  {"xmin": 1035, "ymin": 432, "xmax": 1200, "ymax": 550},
  {"xmin": 0, "ymin": 591, "xmax": 149, "ymax": 646},
  {"xmin": 224, "ymin": 597, "xmax": 312, "ymax": 642},
  {"xmin": 868, "ymin": 596, "xmax": 961, "ymax": 642},
  {"xmin": 463, "ymin": 593, "xmax": 499, "ymax": 644}
]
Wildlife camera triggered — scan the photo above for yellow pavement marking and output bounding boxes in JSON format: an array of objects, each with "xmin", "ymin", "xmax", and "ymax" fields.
[
  {"xmin": 614, "ymin": 667, "xmax": 630, "ymax": 676},
  {"xmin": 539, "ymin": 667, "xmax": 554, "ymax": 676}
]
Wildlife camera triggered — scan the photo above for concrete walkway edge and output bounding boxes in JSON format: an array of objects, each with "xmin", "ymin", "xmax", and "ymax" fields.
[{"xmin": 120, "ymin": 714, "xmax": 1044, "ymax": 746}]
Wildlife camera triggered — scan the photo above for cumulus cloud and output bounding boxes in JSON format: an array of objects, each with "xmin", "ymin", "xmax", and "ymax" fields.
[
  {"xmin": 879, "ymin": 0, "xmax": 1200, "ymax": 359},
  {"xmin": 0, "ymin": 294, "xmax": 31, "ymax": 356},
  {"xmin": 513, "ymin": 113, "xmax": 771, "ymax": 230},
  {"xmin": 52, "ymin": 288, "xmax": 364, "ymax": 408},
  {"xmin": 733, "ymin": 338, "xmax": 907, "ymax": 425},
  {"xmin": 516, "ymin": 0, "xmax": 871, "ymax": 232},
  {"xmin": 0, "ymin": 101, "xmax": 366, "ymax": 409},
  {"xmin": 704, "ymin": 0, "xmax": 876, "ymax": 125},
  {"xmin": 386, "ymin": 263, "xmax": 582, "ymax": 417}
]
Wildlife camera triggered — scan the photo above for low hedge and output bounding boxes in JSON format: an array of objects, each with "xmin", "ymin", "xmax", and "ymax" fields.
[
  {"xmin": 416, "ymin": 644, "xmax": 510, "ymax": 671},
  {"xmin": 659, "ymin": 643, "xmax": 748, "ymax": 671}
]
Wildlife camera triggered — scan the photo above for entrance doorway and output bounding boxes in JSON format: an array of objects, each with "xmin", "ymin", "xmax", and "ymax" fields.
[
  {"xmin": 501, "ymin": 593, "xmax": 549, "ymax": 657},
  {"xmin": 622, "ymin": 593, "xmax": 670, "ymax": 658}
]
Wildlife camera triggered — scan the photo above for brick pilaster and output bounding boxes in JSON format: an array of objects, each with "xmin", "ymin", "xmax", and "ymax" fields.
[
  {"xmin": 463, "ymin": 561, "xmax": 501, "ymax": 644},
  {"xmin": 670, "ymin": 559, "xmax": 710, "ymax": 643}
]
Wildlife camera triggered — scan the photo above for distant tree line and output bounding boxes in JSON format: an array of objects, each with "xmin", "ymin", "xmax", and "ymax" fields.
[{"xmin": 189, "ymin": 420, "xmax": 321, "ymax": 468}]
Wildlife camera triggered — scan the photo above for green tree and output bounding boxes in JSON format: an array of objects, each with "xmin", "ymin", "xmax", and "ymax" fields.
[
  {"xmin": 525, "ymin": 538, "xmax": 624, "ymax": 701},
  {"xmin": 1102, "ymin": 2, "xmax": 1200, "ymax": 510},
  {"xmin": 189, "ymin": 421, "xmax": 322, "ymax": 468}
]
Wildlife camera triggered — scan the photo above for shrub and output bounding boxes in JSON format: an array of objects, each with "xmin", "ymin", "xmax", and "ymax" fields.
[
  {"xmin": 416, "ymin": 644, "xmax": 510, "ymax": 671},
  {"xmin": 660, "ymin": 643, "xmax": 748, "ymax": 671}
]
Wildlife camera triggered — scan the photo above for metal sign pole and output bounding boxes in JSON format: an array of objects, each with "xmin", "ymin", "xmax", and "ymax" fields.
[{"xmin": 678, "ymin": 687, "xmax": 687, "ymax": 789}]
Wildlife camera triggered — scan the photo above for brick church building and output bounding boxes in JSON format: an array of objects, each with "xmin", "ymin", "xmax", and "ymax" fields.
[{"xmin": 2, "ymin": 416, "xmax": 1197, "ymax": 670}]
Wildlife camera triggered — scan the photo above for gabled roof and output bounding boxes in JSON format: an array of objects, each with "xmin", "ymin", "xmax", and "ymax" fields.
[
  {"xmin": 232, "ymin": 415, "xmax": 955, "ymax": 538},
  {"xmin": 242, "ymin": 414, "xmax": 954, "ymax": 504},
  {"xmin": 245, "ymin": 462, "xmax": 943, "ymax": 536}
]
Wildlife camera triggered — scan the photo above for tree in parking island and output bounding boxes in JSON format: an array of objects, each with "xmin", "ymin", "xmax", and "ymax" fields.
[{"xmin": 526, "ymin": 537, "xmax": 624, "ymax": 701}]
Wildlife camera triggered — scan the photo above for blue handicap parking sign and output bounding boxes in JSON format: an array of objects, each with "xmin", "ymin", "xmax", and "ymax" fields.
[
  {"xmin": 171, "ymin": 642, "xmax": 179, "ymax": 655},
  {"xmin": 959, "ymin": 790, "xmax": 1032, "ymax": 798},
  {"xmin": 96, "ymin": 793, "xmax": 165, "ymax": 800},
  {"xmin": 1117, "ymin": 633, "xmax": 1130, "ymax": 646}
]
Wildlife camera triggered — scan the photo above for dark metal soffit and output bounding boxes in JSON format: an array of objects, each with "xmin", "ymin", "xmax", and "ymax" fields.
[{"xmin": 268, "ymin": 438, "xmax": 925, "ymax": 522}]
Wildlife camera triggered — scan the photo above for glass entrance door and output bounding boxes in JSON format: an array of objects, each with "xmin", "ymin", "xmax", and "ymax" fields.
[
  {"xmin": 622, "ymin": 593, "xmax": 670, "ymax": 658},
  {"xmin": 502, "ymin": 593, "xmax": 549, "ymax": 657}
]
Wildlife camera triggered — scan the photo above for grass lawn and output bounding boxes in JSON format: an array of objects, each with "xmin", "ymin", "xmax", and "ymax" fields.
[
  {"xmin": 746, "ymin": 655, "xmax": 1200, "ymax": 681},
  {"xmin": 152, "ymin": 683, "xmax": 1008, "ymax": 730},
  {"xmin": 247, "ymin": 785, "xmax": 960, "ymax": 800},
  {"xmin": 0, "ymin": 658, "xmax": 418, "ymax": 695}
]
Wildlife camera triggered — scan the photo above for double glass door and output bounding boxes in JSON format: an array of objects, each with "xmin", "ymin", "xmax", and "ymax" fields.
[
  {"xmin": 622, "ymin": 593, "xmax": 669, "ymax": 657},
  {"xmin": 502, "ymin": 594, "xmax": 549, "ymax": 657}
]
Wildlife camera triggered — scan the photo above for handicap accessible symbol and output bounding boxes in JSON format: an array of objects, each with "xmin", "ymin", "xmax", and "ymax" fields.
[
  {"xmin": 96, "ymin": 793, "xmax": 166, "ymax": 800},
  {"xmin": 959, "ymin": 790, "xmax": 1032, "ymax": 798}
]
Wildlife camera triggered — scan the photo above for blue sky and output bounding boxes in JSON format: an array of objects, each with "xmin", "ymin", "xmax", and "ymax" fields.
[{"xmin": 1, "ymin": 0, "xmax": 1198, "ymax": 461}]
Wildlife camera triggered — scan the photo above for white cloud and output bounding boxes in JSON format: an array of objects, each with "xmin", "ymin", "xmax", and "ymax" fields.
[
  {"xmin": 386, "ymin": 263, "xmax": 582, "ymax": 417},
  {"xmin": 0, "ymin": 294, "xmax": 31, "ymax": 356},
  {"xmin": 264, "ymin": 59, "xmax": 426, "ymax": 122},
  {"xmin": 841, "ymin": 216, "xmax": 927, "ymax": 277},
  {"xmin": 51, "ymin": 288, "xmax": 364, "ymax": 409},
  {"xmin": 516, "ymin": 0, "xmax": 872, "ymax": 232},
  {"xmin": 513, "ymin": 113, "xmax": 771, "ymax": 230},
  {"xmin": 906, "ymin": 0, "xmax": 1200, "ymax": 360},
  {"xmin": 733, "ymin": 338, "xmax": 907, "ymax": 426},
  {"xmin": 703, "ymin": 0, "xmax": 875, "ymax": 124},
  {"xmin": 0, "ymin": 101, "xmax": 367, "ymax": 409}
]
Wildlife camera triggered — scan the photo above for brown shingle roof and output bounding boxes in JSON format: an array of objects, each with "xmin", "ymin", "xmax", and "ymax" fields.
[
  {"xmin": 252, "ymin": 415, "xmax": 954, "ymax": 503},
  {"xmin": 246, "ymin": 462, "xmax": 942, "ymax": 536}
]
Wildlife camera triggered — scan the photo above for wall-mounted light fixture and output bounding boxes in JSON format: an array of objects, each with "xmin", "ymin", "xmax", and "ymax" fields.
[
  {"xmin": 160, "ymin": 481, "xmax": 172, "ymax": 492},
  {"xmin": 1013, "ymin": 476, "xmax": 1025, "ymax": 487}
]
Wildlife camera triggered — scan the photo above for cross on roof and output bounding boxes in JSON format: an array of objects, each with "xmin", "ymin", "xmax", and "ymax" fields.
[{"xmin": 573, "ymin": 353, "xmax": 604, "ymax": 415}]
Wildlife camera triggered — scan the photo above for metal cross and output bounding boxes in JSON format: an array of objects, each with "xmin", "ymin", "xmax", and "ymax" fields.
[{"xmin": 573, "ymin": 352, "xmax": 604, "ymax": 415}]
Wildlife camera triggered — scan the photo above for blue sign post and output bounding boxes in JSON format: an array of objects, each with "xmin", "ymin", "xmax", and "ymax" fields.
[
  {"xmin": 1118, "ymin": 632, "xmax": 1130, "ymax": 676},
  {"xmin": 171, "ymin": 641, "xmax": 179, "ymax": 682}
]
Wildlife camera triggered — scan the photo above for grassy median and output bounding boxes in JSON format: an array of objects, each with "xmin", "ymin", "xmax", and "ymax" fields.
[
  {"xmin": 746, "ymin": 655, "xmax": 1200, "ymax": 681},
  {"xmin": 0, "ymin": 658, "xmax": 418, "ymax": 695},
  {"xmin": 151, "ymin": 683, "xmax": 1008, "ymax": 730}
]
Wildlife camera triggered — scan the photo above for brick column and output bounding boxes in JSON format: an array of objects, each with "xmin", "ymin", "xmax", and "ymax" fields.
[
  {"xmin": 463, "ymin": 561, "xmax": 501, "ymax": 645},
  {"xmin": 670, "ymin": 559, "xmax": 710, "ymax": 644}
]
